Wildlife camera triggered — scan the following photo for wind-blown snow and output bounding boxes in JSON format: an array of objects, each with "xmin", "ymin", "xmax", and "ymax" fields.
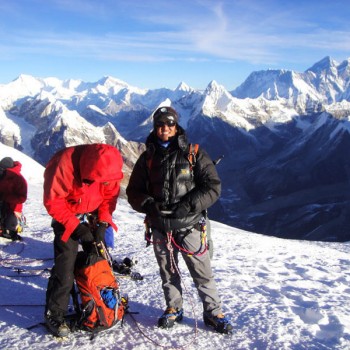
[{"xmin": 0, "ymin": 143, "xmax": 349, "ymax": 350}]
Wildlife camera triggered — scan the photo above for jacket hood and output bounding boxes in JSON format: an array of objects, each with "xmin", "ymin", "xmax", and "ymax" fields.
[
  {"xmin": 79, "ymin": 144, "xmax": 124, "ymax": 182},
  {"xmin": 7, "ymin": 161, "xmax": 22, "ymax": 174}
]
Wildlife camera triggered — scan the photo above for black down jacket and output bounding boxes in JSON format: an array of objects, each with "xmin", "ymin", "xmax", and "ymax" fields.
[{"xmin": 126, "ymin": 126, "xmax": 221, "ymax": 232}]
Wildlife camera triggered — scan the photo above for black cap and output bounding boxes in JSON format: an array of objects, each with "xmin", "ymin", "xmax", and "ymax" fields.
[
  {"xmin": 153, "ymin": 106, "xmax": 178, "ymax": 127},
  {"xmin": 0, "ymin": 157, "xmax": 14, "ymax": 169}
]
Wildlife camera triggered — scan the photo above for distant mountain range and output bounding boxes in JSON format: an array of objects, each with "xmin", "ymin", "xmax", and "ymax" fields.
[{"xmin": 1, "ymin": 56, "xmax": 350, "ymax": 242}]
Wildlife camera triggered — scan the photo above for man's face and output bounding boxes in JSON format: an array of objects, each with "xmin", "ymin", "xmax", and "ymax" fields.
[{"xmin": 155, "ymin": 120, "xmax": 177, "ymax": 142}]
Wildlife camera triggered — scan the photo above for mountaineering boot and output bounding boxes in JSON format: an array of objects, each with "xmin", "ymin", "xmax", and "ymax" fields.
[
  {"xmin": 45, "ymin": 310, "xmax": 70, "ymax": 337},
  {"xmin": 158, "ymin": 307, "xmax": 183, "ymax": 329},
  {"xmin": 1, "ymin": 229, "xmax": 21, "ymax": 241},
  {"xmin": 203, "ymin": 313, "xmax": 233, "ymax": 334}
]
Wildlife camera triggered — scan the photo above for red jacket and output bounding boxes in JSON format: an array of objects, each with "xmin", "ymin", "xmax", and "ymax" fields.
[
  {"xmin": 0, "ymin": 161, "xmax": 27, "ymax": 213},
  {"xmin": 43, "ymin": 144, "xmax": 124, "ymax": 242}
]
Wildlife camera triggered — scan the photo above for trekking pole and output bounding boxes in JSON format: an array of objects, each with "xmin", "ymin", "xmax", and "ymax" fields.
[
  {"xmin": 213, "ymin": 155, "xmax": 224, "ymax": 165},
  {"xmin": 96, "ymin": 241, "xmax": 113, "ymax": 266}
]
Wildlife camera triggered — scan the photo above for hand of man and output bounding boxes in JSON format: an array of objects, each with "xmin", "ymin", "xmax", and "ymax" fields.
[
  {"xmin": 95, "ymin": 223, "xmax": 107, "ymax": 244},
  {"xmin": 168, "ymin": 201, "xmax": 191, "ymax": 218},
  {"xmin": 71, "ymin": 223, "xmax": 94, "ymax": 243},
  {"xmin": 143, "ymin": 200, "xmax": 163, "ymax": 217}
]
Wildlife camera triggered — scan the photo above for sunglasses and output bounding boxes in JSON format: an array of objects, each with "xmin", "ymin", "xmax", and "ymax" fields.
[{"xmin": 155, "ymin": 120, "xmax": 176, "ymax": 128}]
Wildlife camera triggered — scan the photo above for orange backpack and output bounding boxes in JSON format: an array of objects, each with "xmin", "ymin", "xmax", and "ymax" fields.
[{"xmin": 74, "ymin": 252, "xmax": 126, "ymax": 332}]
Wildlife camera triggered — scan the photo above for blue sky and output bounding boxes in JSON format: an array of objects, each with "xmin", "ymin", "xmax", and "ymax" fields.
[{"xmin": 0, "ymin": 0, "xmax": 349, "ymax": 90}]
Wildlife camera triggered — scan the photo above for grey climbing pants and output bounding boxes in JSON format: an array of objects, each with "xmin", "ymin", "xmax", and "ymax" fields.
[{"xmin": 152, "ymin": 227, "xmax": 222, "ymax": 317}]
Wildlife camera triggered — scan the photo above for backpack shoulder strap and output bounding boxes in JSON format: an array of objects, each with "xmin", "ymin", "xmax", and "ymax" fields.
[
  {"xmin": 145, "ymin": 144, "xmax": 155, "ymax": 171},
  {"xmin": 187, "ymin": 143, "xmax": 199, "ymax": 170},
  {"xmin": 146, "ymin": 143, "xmax": 199, "ymax": 170}
]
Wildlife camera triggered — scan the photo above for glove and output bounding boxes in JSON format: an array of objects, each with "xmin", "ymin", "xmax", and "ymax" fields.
[
  {"xmin": 71, "ymin": 223, "xmax": 94, "ymax": 243},
  {"xmin": 168, "ymin": 202, "xmax": 191, "ymax": 218},
  {"xmin": 95, "ymin": 223, "xmax": 107, "ymax": 244},
  {"xmin": 143, "ymin": 200, "xmax": 163, "ymax": 217}
]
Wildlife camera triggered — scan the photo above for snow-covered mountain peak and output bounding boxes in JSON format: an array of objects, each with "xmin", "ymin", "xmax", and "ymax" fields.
[
  {"xmin": 0, "ymin": 75, "xmax": 45, "ymax": 106},
  {"xmin": 94, "ymin": 76, "xmax": 147, "ymax": 96},
  {"xmin": 97, "ymin": 76, "xmax": 130, "ymax": 89},
  {"xmin": 231, "ymin": 56, "xmax": 350, "ymax": 105},
  {"xmin": 205, "ymin": 80, "xmax": 225, "ymax": 93},
  {"xmin": 15, "ymin": 74, "xmax": 43, "ymax": 85},
  {"xmin": 199, "ymin": 80, "xmax": 240, "ymax": 120},
  {"xmin": 306, "ymin": 56, "xmax": 339, "ymax": 75},
  {"xmin": 175, "ymin": 81, "xmax": 192, "ymax": 92}
]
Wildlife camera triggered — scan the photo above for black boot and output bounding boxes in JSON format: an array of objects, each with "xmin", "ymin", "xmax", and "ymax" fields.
[
  {"xmin": 1, "ymin": 229, "xmax": 21, "ymax": 241},
  {"xmin": 44, "ymin": 310, "xmax": 70, "ymax": 337}
]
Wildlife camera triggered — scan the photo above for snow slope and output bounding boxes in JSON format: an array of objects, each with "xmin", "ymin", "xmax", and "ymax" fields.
[{"xmin": 0, "ymin": 143, "xmax": 350, "ymax": 350}]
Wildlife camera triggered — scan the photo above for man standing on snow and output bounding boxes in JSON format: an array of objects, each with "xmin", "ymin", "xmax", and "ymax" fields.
[
  {"xmin": 43, "ymin": 143, "xmax": 123, "ymax": 337},
  {"xmin": 0, "ymin": 156, "xmax": 27, "ymax": 241},
  {"xmin": 126, "ymin": 106, "xmax": 233, "ymax": 334}
]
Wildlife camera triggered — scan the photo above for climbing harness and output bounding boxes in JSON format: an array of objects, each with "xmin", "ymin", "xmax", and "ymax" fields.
[{"xmin": 144, "ymin": 217, "xmax": 209, "ymax": 257}]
